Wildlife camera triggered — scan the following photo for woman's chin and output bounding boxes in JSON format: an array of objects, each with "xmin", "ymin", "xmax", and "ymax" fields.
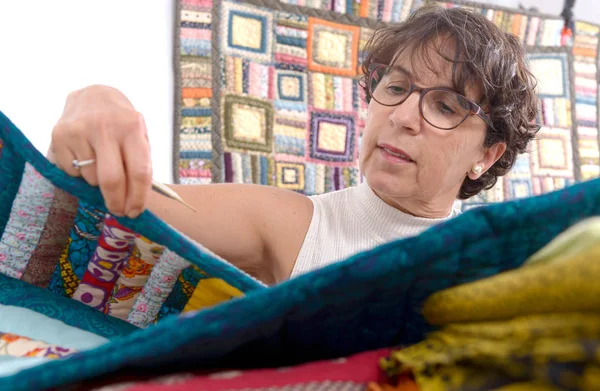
[{"xmin": 364, "ymin": 171, "xmax": 412, "ymax": 198}]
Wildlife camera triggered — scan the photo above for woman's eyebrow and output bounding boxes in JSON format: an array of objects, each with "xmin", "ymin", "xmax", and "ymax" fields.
[
  {"xmin": 390, "ymin": 65, "xmax": 411, "ymax": 75},
  {"xmin": 390, "ymin": 64, "xmax": 456, "ymax": 90}
]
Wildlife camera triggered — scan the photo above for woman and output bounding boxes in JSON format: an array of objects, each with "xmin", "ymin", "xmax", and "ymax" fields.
[{"xmin": 47, "ymin": 6, "xmax": 539, "ymax": 284}]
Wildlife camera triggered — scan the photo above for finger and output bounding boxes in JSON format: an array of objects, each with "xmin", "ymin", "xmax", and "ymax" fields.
[
  {"xmin": 52, "ymin": 142, "xmax": 81, "ymax": 178},
  {"xmin": 122, "ymin": 130, "xmax": 152, "ymax": 218},
  {"xmin": 70, "ymin": 142, "xmax": 99, "ymax": 187},
  {"xmin": 50, "ymin": 124, "xmax": 82, "ymax": 178},
  {"xmin": 51, "ymin": 121, "xmax": 89, "ymax": 179},
  {"xmin": 94, "ymin": 136, "xmax": 127, "ymax": 217}
]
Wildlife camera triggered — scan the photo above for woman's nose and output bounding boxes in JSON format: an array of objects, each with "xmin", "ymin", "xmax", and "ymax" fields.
[{"xmin": 388, "ymin": 91, "xmax": 422, "ymax": 134}]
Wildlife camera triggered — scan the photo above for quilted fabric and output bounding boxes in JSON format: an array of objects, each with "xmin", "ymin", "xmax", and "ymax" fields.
[
  {"xmin": 0, "ymin": 110, "xmax": 266, "ymax": 320},
  {"xmin": 0, "ymin": 332, "xmax": 78, "ymax": 359},
  {"xmin": 2, "ymin": 108, "xmax": 600, "ymax": 390},
  {"xmin": 0, "ymin": 273, "xmax": 137, "ymax": 339}
]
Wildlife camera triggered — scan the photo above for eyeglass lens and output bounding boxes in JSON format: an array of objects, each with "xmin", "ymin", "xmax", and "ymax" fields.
[{"xmin": 370, "ymin": 66, "xmax": 472, "ymax": 130}]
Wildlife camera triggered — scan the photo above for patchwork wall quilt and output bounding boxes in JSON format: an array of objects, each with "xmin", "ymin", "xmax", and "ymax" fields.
[
  {"xmin": 174, "ymin": 0, "xmax": 402, "ymax": 192},
  {"xmin": 3, "ymin": 108, "xmax": 600, "ymax": 390},
  {"xmin": 173, "ymin": 0, "xmax": 600, "ymax": 211}
]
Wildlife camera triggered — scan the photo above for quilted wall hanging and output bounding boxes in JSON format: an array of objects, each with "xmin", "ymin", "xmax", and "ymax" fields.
[
  {"xmin": 173, "ymin": 0, "xmax": 600, "ymax": 211},
  {"xmin": 173, "ymin": 0, "xmax": 407, "ymax": 193},
  {"xmin": 426, "ymin": 0, "xmax": 600, "ymax": 210}
]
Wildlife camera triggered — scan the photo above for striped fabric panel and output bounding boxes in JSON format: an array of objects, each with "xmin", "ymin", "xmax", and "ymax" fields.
[
  {"xmin": 126, "ymin": 249, "xmax": 191, "ymax": 328},
  {"xmin": 71, "ymin": 215, "xmax": 136, "ymax": 311},
  {"xmin": 156, "ymin": 265, "xmax": 204, "ymax": 322},
  {"xmin": 46, "ymin": 201, "xmax": 106, "ymax": 297},
  {"xmin": 105, "ymin": 236, "xmax": 166, "ymax": 320},
  {"xmin": 21, "ymin": 187, "xmax": 79, "ymax": 288},
  {"xmin": 0, "ymin": 163, "xmax": 55, "ymax": 279}
]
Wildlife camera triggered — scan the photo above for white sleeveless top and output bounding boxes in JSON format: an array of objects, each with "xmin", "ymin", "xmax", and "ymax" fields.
[{"xmin": 290, "ymin": 181, "xmax": 461, "ymax": 277}]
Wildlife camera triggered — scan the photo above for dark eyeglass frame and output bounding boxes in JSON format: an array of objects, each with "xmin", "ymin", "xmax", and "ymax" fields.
[{"xmin": 367, "ymin": 63, "xmax": 495, "ymax": 131}]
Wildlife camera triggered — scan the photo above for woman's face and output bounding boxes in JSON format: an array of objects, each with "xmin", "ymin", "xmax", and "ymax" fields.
[{"xmin": 359, "ymin": 47, "xmax": 505, "ymax": 217}]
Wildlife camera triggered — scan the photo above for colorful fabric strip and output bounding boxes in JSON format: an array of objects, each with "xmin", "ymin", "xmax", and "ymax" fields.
[
  {"xmin": 105, "ymin": 235, "xmax": 166, "ymax": 320},
  {"xmin": 46, "ymin": 201, "xmax": 106, "ymax": 298},
  {"xmin": 156, "ymin": 264, "xmax": 203, "ymax": 321},
  {"xmin": 0, "ymin": 332, "xmax": 77, "ymax": 359},
  {"xmin": 0, "ymin": 163, "xmax": 54, "ymax": 279},
  {"xmin": 21, "ymin": 188, "xmax": 78, "ymax": 288},
  {"xmin": 72, "ymin": 215, "xmax": 135, "ymax": 310},
  {"xmin": 127, "ymin": 249, "xmax": 190, "ymax": 328}
]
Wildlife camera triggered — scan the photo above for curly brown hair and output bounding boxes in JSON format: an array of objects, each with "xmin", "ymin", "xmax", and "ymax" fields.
[{"xmin": 359, "ymin": 4, "xmax": 540, "ymax": 199}]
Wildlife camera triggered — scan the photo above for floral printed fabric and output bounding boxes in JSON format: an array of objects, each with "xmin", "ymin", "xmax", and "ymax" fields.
[
  {"xmin": 21, "ymin": 187, "xmax": 79, "ymax": 288},
  {"xmin": 0, "ymin": 332, "xmax": 77, "ymax": 359},
  {"xmin": 46, "ymin": 201, "xmax": 106, "ymax": 298},
  {"xmin": 126, "ymin": 249, "xmax": 191, "ymax": 328},
  {"xmin": 0, "ymin": 163, "xmax": 55, "ymax": 279},
  {"xmin": 105, "ymin": 235, "xmax": 166, "ymax": 320},
  {"xmin": 72, "ymin": 215, "xmax": 136, "ymax": 311}
]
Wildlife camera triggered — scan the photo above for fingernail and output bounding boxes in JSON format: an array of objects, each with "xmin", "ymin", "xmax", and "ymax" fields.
[
  {"xmin": 127, "ymin": 209, "xmax": 141, "ymax": 218},
  {"xmin": 106, "ymin": 204, "xmax": 124, "ymax": 217}
]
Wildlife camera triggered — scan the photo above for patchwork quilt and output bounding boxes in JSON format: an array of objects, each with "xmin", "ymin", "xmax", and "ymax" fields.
[
  {"xmin": 2, "ymin": 108, "xmax": 600, "ymax": 390},
  {"xmin": 173, "ymin": 0, "xmax": 600, "ymax": 214}
]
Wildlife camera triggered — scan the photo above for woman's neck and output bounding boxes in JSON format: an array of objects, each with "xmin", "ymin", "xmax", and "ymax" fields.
[{"xmin": 370, "ymin": 186, "xmax": 456, "ymax": 219}]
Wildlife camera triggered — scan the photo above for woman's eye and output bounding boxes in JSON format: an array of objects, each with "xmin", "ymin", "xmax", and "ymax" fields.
[
  {"xmin": 437, "ymin": 102, "xmax": 456, "ymax": 115},
  {"xmin": 386, "ymin": 85, "xmax": 406, "ymax": 94}
]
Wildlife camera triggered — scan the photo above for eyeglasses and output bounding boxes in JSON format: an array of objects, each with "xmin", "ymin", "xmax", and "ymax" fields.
[{"xmin": 367, "ymin": 63, "xmax": 495, "ymax": 131}]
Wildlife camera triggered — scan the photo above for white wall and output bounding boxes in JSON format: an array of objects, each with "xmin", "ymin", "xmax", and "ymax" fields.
[
  {"xmin": 0, "ymin": 1, "xmax": 175, "ymax": 183},
  {"xmin": 0, "ymin": 0, "xmax": 598, "ymax": 185}
]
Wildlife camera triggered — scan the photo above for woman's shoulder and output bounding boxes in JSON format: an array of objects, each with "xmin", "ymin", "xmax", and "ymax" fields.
[{"xmin": 307, "ymin": 187, "xmax": 356, "ymax": 212}]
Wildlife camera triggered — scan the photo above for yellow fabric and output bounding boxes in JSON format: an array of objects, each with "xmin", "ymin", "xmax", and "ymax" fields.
[
  {"xmin": 421, "ymin": 217, "xmax": 600, "ymax": 325},
  {"xmin": 493, "ymin": 383, "xmax": 563, "ymax": 391},
  {"xmin": 234, "ymin": 57, "xmax": 243, "ymax": 94},
  {"xmin": 231, "ymin": 14, "xmax": 263, "ymax": 50},
  {"xmin": 231, "ymin": 103, "xmax": 266, "ymax": 142},
  {"xmin": 276, "ymin": 163, "xmax": 305, "ymax": 190},
  {"xmin": 317, "ymin": 122, "xmax": 348, "ymax": 153},
  {"xmin": 183, "ymin": 278, "xmax": 244, "ymax": 312},
  {"xmin": 383, "ymin": 217, "xmax": 600, "ymax": 391},
  {"xmin": 58, "ymin": 238, "xmax": 79, "ymax": 297}
]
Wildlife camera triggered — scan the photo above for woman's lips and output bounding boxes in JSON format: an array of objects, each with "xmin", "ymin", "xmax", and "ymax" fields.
[{"xmin": 379, "ymin": 144, "xmax": 415, "ymax": 164}]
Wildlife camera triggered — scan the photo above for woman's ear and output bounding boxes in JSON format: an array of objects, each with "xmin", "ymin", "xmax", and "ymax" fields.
[{"xmin": 468, "ymin": 142, "xmax": 507, "ymax": 180}]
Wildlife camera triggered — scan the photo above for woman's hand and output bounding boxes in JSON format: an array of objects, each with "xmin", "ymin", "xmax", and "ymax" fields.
[
  {"xmin": 48, "ymin": 86, "xmax": 313, "ymax": 284},
  {"xmin": 48, "ymin": 85, "xmax": 152, "ymax": 218}
]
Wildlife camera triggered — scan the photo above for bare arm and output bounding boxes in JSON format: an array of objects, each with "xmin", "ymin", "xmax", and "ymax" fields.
[
  {"xmin": 147, "ymin": 183, "xmax": 313, "ymax": 284},
  {"xmin": 49, "ymin": 85, "xmax": 313, "ymax": 284}
]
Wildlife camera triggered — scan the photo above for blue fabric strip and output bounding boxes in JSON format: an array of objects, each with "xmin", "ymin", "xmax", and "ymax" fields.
[
  {"xmin": 575, "ymin": 98, "xmax": 596, "ymax": 105},
  {"xmin": 274, "ymin": 135, "xmax": 305, "ymax": 156},
  {"xmin": 181, "ymin": 108, "xmax": 212, "ymax": 117},
  {"xmin": 180, "ymin": 150, "xmax": 212, "ymax": 160},
  {"xmin": 276, "ymin": 35, "xmax": 307, "ymax": 48},
  {"xmin": 260, "ymin": 156, "xmax": 268, "ymax": 185},
  {"xmin": 274, "ymin": 101, "xmax": 306, "ymax": 112}
]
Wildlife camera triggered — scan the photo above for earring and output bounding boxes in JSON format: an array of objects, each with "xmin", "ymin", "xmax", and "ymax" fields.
[{"xmin": 471, "ymin": 164, "xmax": 483, "ymax": 175}]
